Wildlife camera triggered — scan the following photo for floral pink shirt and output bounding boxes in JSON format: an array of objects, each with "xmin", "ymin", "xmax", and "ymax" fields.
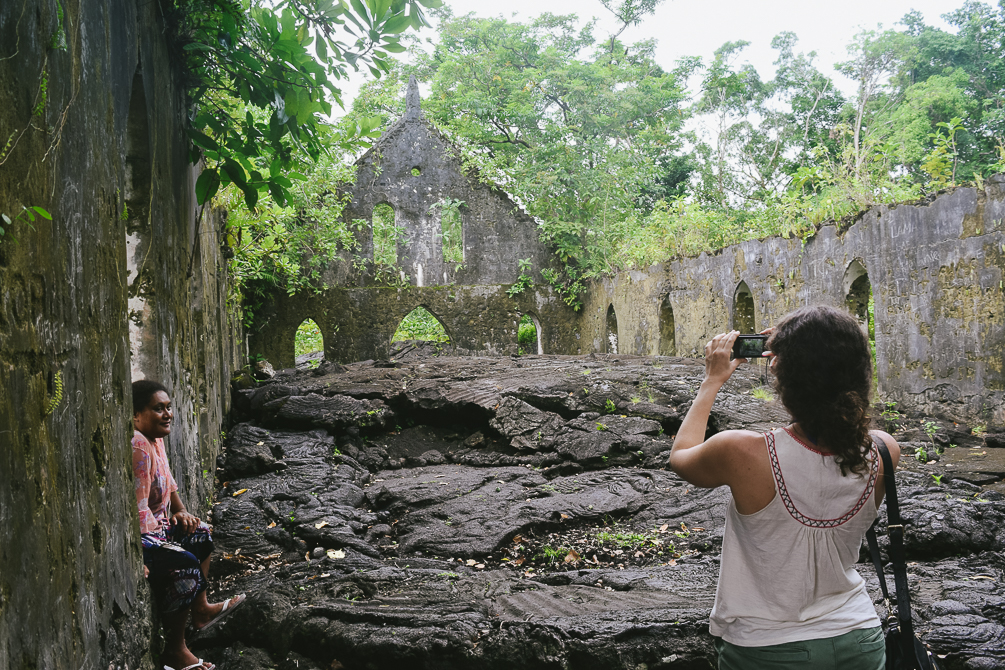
[{"xmin": 132, "ymin": 430, "xmax": 178, "ymax": 536}]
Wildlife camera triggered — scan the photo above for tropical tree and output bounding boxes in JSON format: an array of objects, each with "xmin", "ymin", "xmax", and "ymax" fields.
[{"xmin": 169, "ymin": 0, "xmax": 439, "ymax": 210}]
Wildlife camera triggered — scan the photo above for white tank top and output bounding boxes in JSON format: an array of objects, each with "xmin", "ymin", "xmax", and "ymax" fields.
[{"xmin": 709, "ymin": 427, "xmax": 881, "ymax": 646}]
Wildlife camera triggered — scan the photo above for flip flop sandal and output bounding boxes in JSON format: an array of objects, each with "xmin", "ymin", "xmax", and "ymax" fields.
[
  {"xmin": 164, "ymin": 661, "xmax": 215, "ymax": 670},
  {"xmin": 194, "ymin": 593, "xmax": 246, "ymax": 633}
]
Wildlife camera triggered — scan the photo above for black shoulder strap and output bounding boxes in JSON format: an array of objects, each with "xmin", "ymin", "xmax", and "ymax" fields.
[{"xmin": 866, "ymin": 434, "xmax": 925, "ymax": 667}]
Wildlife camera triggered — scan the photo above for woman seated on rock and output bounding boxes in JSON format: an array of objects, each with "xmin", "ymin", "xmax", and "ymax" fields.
[
  {"xmin": 132, "ymin": 380, "xmax": 245, "ymax": 670},
  {"xmin": 669, "ymin": 305, "xmax": 900, "ymax": 669}
]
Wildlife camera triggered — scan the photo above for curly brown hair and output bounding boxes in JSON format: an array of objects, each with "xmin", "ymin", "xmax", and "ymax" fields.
[{"xmin": 767, "ymin": 305, "xmax": 873, "ymax": 476}]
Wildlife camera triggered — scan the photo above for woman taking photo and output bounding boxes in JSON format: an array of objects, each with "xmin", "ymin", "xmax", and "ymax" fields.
[{"xmin": 670, "ymin": 305, "xmax": 900, "ymax": 669}]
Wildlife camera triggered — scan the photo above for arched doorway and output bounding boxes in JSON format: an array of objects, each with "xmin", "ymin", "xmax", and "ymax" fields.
[
  {"xmin": 844, "ymin": 260, "xmax": 875, "ymax": 377},
  {"xmin": 393, "ymin": 306, "xmax": 451, "ymax": 344},
  {"xmin": 294, "ymin": 318, "xmax": 324, "ymax": 366},
  {"xmin": 605, "ymin": 304, "xmax": 619, "ymax": 354},
  {"xmin": 844, "ymin": 260, "xmax": 871, "ymax": 328},
  {"xmin": 518, "ymin": 313, "xmax": 543, "ymax": 355},
  {"xmin": 732, "ymin": 282, "xmax": 755, "ymax": 333},
  {"xmin": 659, "ymin": 296, "xmax": 676, "ymax": 356}
]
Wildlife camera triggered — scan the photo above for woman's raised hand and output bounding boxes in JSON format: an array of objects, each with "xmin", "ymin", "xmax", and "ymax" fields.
[{"xmin": 703, "ymin": 330, "xmax": 743, "ymax": 387}]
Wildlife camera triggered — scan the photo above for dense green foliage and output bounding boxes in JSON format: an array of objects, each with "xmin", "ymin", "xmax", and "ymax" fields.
[
  {"xmin": 392, "ymin": 307, "xmax": 450, "ymax": 341},
  {"xmin": 411, "ymin": 3, "xmax": 1002, "ymax": 306},
  {"xmin": 168, "ymin": 0, "xmax": 440, "ymax": 210},
  {"xmin": 518, "ymin": 314, "xmax": 538, "ymax": 351},
  {"xmin": 295, "ymin": 319, "xmax": 324, "ymax": 355},
  {"xmin": 201, "ymin": 0, "xmax": 1005, "ymax": 314}
]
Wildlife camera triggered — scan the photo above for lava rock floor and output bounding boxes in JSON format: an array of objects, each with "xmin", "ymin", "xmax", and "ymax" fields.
[{"xmin": 189, "ymin": 349, "xmax": 1005, "ymax": 670}]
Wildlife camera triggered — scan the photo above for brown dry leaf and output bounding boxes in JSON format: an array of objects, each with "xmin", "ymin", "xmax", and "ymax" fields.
[
  {"xmin": 659, "ymin": 524, "xmax": 669, "ymax": 532},
  {"xmin": 591, "ymin": 554, "xmax": 599, "ymax": 565},
  {"xmin": 315, "ymin": 521, "xmax": 329, "ymax": 529},
  {"xmin": 305, "ymin": 552, "xmax": 311, "ymax": 562},
  {"xmin": 634, "ymin": 551, "xmax": 644, "ymax": 558},
  {"xmin": 232, "ymin": 488, "xmax": 249, "ymax": 496},
  {"xmin": 564, "ymin": 549, "xmax": 581, "ymax": 563},
  {"xmin": 560, "ymin": 514, "xmax": 570, "ymax": 520},
  {"xmin": 691, "ymin": 527, "xmax": 705, "ymax": 532},
  {"xmin": 267, "ymin": 521, "xmax": 277, "ymax": 529},
  {"xmin": 668, "ymin": 559, "xmax": 677, "ymax": 566},
  {"xmin": 512, "ymin": 535, "xmax": 523, "ymax": 544},
  {"xmin": 513, "ymin": 557, "xmax": 525, "ymax": 566}
]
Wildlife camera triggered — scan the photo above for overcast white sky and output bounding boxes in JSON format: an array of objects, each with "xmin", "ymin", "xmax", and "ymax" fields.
[
  {"xmin": 433, "ymin": 0, "xmax": 957, "ymax": 93},
  {"xmin": 336, "ymin": 0, "xmax": 961, "ymax": 109}
]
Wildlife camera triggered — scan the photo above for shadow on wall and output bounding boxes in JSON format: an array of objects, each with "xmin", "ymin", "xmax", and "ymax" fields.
[{"xmin": 659, "ymin": 297, "xmax": 676, "ymax": 356}]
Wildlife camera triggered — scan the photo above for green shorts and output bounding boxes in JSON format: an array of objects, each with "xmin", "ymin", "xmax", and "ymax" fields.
[{"xmin": 714, "ymin": 626, "xmax": 885, "ymax": 670}]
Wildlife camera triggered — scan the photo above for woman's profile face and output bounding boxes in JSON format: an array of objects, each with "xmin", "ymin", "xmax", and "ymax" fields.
[{"xmin": 134, "ymin": 391, "xmax": 173, "ymax": 440}]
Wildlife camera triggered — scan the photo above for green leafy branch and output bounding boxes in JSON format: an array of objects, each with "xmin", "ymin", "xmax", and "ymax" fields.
[
  {"xmin": 506, "ymin": 258, "xmax": 534, "ymax": 297},
  {"xmin": 0, "ymin": 206, "xmax": 51, "ymax": 243},
  {"xmin": 172, "ymin": 0, "xmax": 441, "ymax": 211}
]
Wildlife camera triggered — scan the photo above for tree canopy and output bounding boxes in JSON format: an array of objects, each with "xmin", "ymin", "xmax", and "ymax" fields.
[{"xmin": 208, "ymin": 0, "xmax": 1005, "ymax": 313}]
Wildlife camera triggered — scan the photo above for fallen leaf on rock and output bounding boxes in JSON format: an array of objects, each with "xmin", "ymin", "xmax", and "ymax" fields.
[
  {"xmin": 466, "ymin": 559, "xmax": 477, "ymax": 566},
  {"xmin": 315, "ymin": 521, "xmax": 329, "ymax": 529},
  {"xmin": 513, "ymin": 557, "xmax": 525, "ymax": 566},
  {"xmin": 327, "ymin": 549, "xmax": 345, "ymax": 560},
  {"xmin": 305, "ymin": 552, "xmax": 311, "ymax": 562},
  {"xmin": 320, "ymin": 573, "xmax": 330, "ymax": 578},
  {"xmin": 257, "ymin": 441, "xmax": 264, "ymax": 446},
  {"xmin": 232, "ymin": 488, "xmax": 248, "ymax": 496},
  {"xmin": 659, "ymin": 524, "xmax": 669, "ymax": 532},
  {"xmin": 668, "ymin": 559, "xmax": 677, "ymax": 566},
  {"xmin": 267, "ymin": 521, "xmax": 276, "ymax": 528},
  {"xmin": 561, "ymin": 514, "xmax": 570, "ymax": 519},
  {"xmin": 564, "ymin": 549, "xmax": 581, "ymax": 563},
  {"xmin": 475, "ymin": 564, "xmax": 485, "ymax": 569},
  {"xmin": 512, "ymin": 535, "xmax": 523, "ymax": 544}
]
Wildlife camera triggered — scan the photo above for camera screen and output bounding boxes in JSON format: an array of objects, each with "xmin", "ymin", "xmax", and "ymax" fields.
[{"xmin": 734, "ymin": 337, "xmax": 766, "ymax": 359}]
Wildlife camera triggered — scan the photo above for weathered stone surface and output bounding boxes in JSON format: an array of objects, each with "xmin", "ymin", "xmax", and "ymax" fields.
[
  {"xmin": 0, "ymin": 1, "xmax": 241, "ymax": 667},
  {"xmin": 489, "ymin": 397, "xmax": 566, "ymax": 450},
  {"xmin": 265, "ymin": 393, "xmax": 394, "ymax": 431},
  {"xmin": 195, "ymin": 356, "xmax": 1005, "ymax": 669}
]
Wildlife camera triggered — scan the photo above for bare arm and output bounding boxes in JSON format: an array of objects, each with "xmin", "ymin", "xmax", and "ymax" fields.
[
  {"xmin": 670, "ymin": 331, "xmax": 745, "ymax": 487},
  {"xmin": 169, "ymin": 490, "xmax": 201, "ymax": 535},
  {"xmin": 669, "ymin": 331, "xmax": 776, "ymax": 513}
]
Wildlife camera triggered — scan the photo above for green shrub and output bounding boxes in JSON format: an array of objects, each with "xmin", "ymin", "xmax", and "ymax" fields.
[
  {"xmin": 295, "ymin": 319, "xmax": 323, "ymax": 356},
  {"xmin": 392, "ymin": 307, "xmax": 450, "ymax": 342}
]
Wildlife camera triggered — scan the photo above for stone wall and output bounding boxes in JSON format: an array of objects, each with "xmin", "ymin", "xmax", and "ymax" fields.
[
  {"xmin": 0, "ymin": 0, "xmax": 242, "ymax": 667},
  {"xmin": 249, "ymin": 77, "xmax": 569, "ymax": 367},
  {"xmin": 581, "ymin": 178, "xmax": 1005, "ymax": 428}
]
